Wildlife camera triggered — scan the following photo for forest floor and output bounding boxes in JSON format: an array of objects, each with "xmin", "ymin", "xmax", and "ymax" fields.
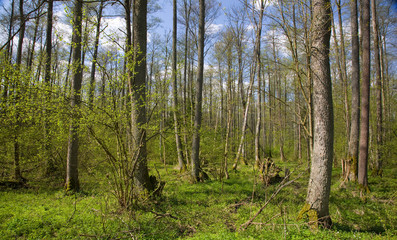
[{"xmin": 0, "ymin": 159, "xmax": 396, "ymax": 239}]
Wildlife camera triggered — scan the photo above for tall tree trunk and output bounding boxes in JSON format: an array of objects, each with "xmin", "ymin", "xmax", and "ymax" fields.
[
  {"xmin": 88, "ymin": 0, "xmax": 104, "ymax": 109},
  {"xmin": 304, "ymin": 0, "xmax": 333, "ymax": 228},
  {"xmin": 336, "ymin": 0, "xmax": 350, "ymax": 148},
  {"xmin": 191, "ymin": 0, "xmax": 205, "ymax": 182},
  {"xmin": 131, "ymin": 0, "xmax": 153, "ymax": 191},
  {"xmin": 13, "ymin": 0, "xmax": 26, "ymax": 182},
  {"xmin": 254, "ymin": 1, "xmax": 264, "ymax": 167},
  {"xmin": 172, "ymin": 0, "xmax": 186, "ymax": 172},
  {"xmin": 372, "ymin": 0, "xmax": 383, "ymax": 176},
  {"xmin": 66, "ymin": 0, "xmax": 83, "ymax": 192},
  {"xmin": 44, "ymin": 0, "xmax": 54, "ymax": 174},
  {"xmin": 358, "ymin": 0, "xmax": 370, "ymax": 189},
  {"xmin": 2, "ymin": 0, "xmax": 14, "ymax": 101},
  {"xmin": 347, "ymin": 0, "xmax": 360, "ymax": 182}
]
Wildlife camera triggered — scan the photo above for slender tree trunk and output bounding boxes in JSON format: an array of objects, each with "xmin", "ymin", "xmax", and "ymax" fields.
[
  {"xmin": 65, "ymin": 0, "xmax": 83, "ymax": 192},
  {"xmin": 358, "ymin": 0, "xmax": 370, "ymax": 189},
  {"xmin": 13, "ymin": 0, "xmax": 26, "ymax": 183},
  {"xmin": 172, "ymin": 0, "xmax": 186, "ymax": 172},
  {"xmin": 372, "ymin": 0, "xmax": 383, "ymax": 176},
  {"xmin": 191, "ymin": 0, "xmax": 205, "ymax": 182},
  {"xmin": 44, "ymin": 0, "xmax": 54, "ymax": 174},
  {"xmin": 347, "ymin": 0, "xmax": 360, "ymax": 182},
  {"xmin": 304, "ymin": 0, "xmax": 333, "ymax": 228},
  {"xmin": 255, "ymin": 1, "xmax": 264, "ymax": 167},
  {"xmin": 88, "ymin": 0, "xmax": 104, "ymax": 109}
]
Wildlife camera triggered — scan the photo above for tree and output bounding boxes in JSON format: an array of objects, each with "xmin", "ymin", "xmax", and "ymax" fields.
[
  {"xmin": 131, "ymin": 0, "xmax": 153, "ymax": 192},
  {"xmin": 347, "ymin": 0, "xmax": 360, "ymax": 182},
  {"xmin": 372, "ymin": 0, "xmax": 383, "ymax": 176},
  {"xmin": 44, "ymin": 0, "xmax": 54, "ymax": 174},
  {"xmin": 172, "ymin": 0, "xmax": 186, "ymax": 172},
  {"xmin": 65, "ymin": 0, "xmax": 83, "ymax": 192},
  {"xmin": 358, "ymin": 0, "xmax": 370, "ymax": 189},
  {"xmin": 13, "ymin": 0, "xmax": 26, "ymax": 183},
  {"xmin": 302, "ymin": 0, "xmax": 333, "ymax": 228},
  {"xmin": 191, "ymin": 0, "xmax": 205, "ymax": 182},
  {"xmin": 88, "ymin": 0, "xmax": 104, "ymax": 109}
]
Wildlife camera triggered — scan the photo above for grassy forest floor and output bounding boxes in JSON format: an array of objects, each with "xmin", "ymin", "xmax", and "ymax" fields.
[{"xmin": 0, "ymin": 159, "xmax": 396, "ymax": 239}]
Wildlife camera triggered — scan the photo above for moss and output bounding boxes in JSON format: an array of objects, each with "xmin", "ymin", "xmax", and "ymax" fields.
[{"xmin": 297, "ymin": 202, "xmax": 319, "ymax": 229}]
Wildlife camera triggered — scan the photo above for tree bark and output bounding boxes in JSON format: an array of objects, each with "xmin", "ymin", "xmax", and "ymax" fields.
[
  {"xmin": 66, "ymin": 0, "xmax": 83, "ymax": 192},
  {"xmin": 358, "ymin": 0, "xmax": 370, "ymax": 189},
  {"xmin": 44, "ymin": 0, "xmax": 54, "ymax": 174},
  {"xmin": 305, "ymin": 0, "xmax": 333, "ymax": 228},
  {"xmin": 372, "ymin": 0, "xmax": 383, "ymax": 176},
  {"xmin": 131, "ymin": 0, "xmax": 153, "ymax": 191},
  {"xmin": 191, "ymin": 0, "xmax": 205, "ymax": 182},
  {"xmin": 347, "ymin": 0, "xmax": 360, "ymax": 182},
  {"xmin": 172, "ymin": 0, "xmax": 186, "ymax": 172}
]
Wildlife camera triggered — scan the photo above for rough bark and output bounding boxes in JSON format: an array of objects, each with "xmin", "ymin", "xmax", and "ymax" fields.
[
  {"xmin": 305, "ymin": 0, "xmax": 333, "ymax": 228},
  {"xmin": 131, "ymin": 0, "xmax": 153, "ymax": 192}
]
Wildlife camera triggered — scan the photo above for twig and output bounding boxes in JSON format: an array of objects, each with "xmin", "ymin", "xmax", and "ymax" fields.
[
  {"xmin": 239, "ymin": 169, "xmax": 305, "ymax": 231},
  {"xmin": 149, "ymin": 210, "xmax": 179, "ymax": 220}
]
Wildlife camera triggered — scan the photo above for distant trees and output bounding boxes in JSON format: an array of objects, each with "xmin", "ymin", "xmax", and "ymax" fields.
[{"xmin": 0, "ymin": 0, "xmax": 396, "ymax": 214}]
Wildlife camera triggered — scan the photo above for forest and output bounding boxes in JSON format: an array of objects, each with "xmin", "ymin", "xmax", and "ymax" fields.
[{"xmin": 0, "ymin": 0, "xmax": 396, "ymax": 239}]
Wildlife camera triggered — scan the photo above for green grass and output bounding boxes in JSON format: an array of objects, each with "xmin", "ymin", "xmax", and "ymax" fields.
[{"xmin": 0, "ymin": 161, "xmax": 396, "ymax": 239}]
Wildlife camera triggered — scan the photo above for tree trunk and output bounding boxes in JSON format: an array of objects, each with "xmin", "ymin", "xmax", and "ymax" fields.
[
  {"xmin": 131, "ymin": 0, "xmax": 153, "ymax": 191},
  {"xmin": 44, "ymin": 0, "xmax": 54, "ymax": 175},
  {"xmin": 172, "ymin": 0, "xmax": 186, "ymax": 172},
  {"xmin": 372, "ymin": 0, "xmax": 383, "ymax": 176},
  {"xmin": 358, "ymin": 0, "xmax": 370, "ymax": 189},
  {"xmin": 304, "ymin": 0, "xmax": 333, "ymax": 228},
  {"xmin": 254, "ymin": 1, "xmax": 264, "ymax": 168},
  {"xmin": 347, "ymin": 0, "xmax": 360, "ymax": 182},
  {"xmin": 191, "ymin": 0, "xmax": 205, "ymax": 182},
  {"xmin": 65, "ymin": 0, "xmax": 83, "ymax": 192},
  {"xmin": 88, "ymin": 0, "xmax": 104, "ymax": 109}
]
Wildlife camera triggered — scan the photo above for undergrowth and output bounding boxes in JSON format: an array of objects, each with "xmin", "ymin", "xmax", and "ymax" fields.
[{"xmin": 0, "ymin": 160, "xmax": 396, "ymax": 239}]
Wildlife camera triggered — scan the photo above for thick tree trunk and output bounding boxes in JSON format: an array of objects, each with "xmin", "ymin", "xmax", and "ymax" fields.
[
  {"xmin": 191, "ymin": 0, "xmax": 205, "ymax": 182},
  {"xmin": 305, "ymin": 0, "xmax": 333, "ymax": 228},
  {"xmin": 66, "ymin": 0, "xmax": 83, "ymax": 192},
  {"xmin": 358, "ymin": 0, "xmax": 370, "ymax": 189},
  {"xmin": 131, "ymin": 0, "xmax": 152, "ymax": 191}
]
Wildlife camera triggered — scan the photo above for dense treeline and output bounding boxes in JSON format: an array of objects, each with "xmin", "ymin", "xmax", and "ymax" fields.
[{"xmin": 0, "ymin": 0, "xmax": 396, "ymax": 231}]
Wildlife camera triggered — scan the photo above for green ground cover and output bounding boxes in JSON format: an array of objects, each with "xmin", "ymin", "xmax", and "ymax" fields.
[{"xmin": 1, "ymin": 161, "xmax": 396, "ymax": 239}]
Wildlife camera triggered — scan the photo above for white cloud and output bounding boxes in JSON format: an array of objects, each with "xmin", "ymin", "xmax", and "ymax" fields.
[{"xmin": 207, "ymin": 23, "xmax": 223, "ymax": 35}]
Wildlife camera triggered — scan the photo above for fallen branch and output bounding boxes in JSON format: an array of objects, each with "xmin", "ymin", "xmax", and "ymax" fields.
[
  {"xmin": 239, "ymin": 169, "xmax": 306, "ymax": 231},
  {"xmin": 149, "ymin": 210, "xmax": 179, "ymax": 220}
]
